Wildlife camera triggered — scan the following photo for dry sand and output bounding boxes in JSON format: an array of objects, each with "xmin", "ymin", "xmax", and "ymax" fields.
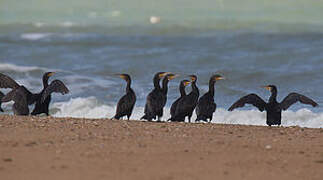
[{"xmin": 0, "ymin": 115, "xmax": 322, "ymax": 180}]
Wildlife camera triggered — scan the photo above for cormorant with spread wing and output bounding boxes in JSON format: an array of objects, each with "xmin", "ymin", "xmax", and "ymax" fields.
[
  {"xmin": 168, "ymin": 79, "xmax": 191, "ymax": 122},
  {"xmin": 33, "ymin": 72, "xmax": 69, "ymax": 116},
  {"xmin": 228, "ymin": 85, "xmax": 318, "ymax": 126},
  {"xmin": 195, "ymin": 74, "xmax": 224, "ymax": 122},
  {"xmin": 141, "ymin": 72, "xmax": 169, "ymax": 121},
  {"xmin": 113, "ymin": 74, "xmax": 136, "ymax": 120},
  {"xmin": 0, "ymin": 72, "xmax": 69, "ymax": 115}
]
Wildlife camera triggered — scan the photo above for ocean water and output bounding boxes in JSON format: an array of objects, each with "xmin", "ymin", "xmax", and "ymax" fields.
[{"xmin": 1, "ymin": 0, "xmax": 323, "ymax": 128}]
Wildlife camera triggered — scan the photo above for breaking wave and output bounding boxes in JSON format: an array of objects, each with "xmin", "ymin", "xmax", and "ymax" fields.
[{"xmin": 51, "ymin": 97, "xmax": 323, "ymax": 128}]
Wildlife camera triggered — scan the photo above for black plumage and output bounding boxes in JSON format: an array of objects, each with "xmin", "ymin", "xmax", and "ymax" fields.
[
  {"xmin": 2, "ymin": 86, "xmax": 31, "ymax": 115},
  {"xmin": 159, "ymin": 73, "xmax": 177, "ymax": 121},
  {"xmin": 113, "ymin": 74, "xmax": 136, "ymax": 120},
  {"xmin": 228, "ymin": 85, "xmax": 318, "ymax": 126},
  {"xmin": 0, "ymin": 73, "xmax": 40, "ymax": 109},
  {"xmin": 0, "ymin": 72, "xmax": 69, "ymax": 116},
  {"xmin": 186, "ymin": 75, "xmax": 199, "ymax": 122},
  {"xmin": 0, "ymin": 91, "xmax": 4, "ymax": 112},
  {"xmin": 32, "ymin": 72, "xmax": 69, "ymax": 116},
  {"xmin": 195, "ymin": 74, "xmax": 224, "ymax": 122},
  {"xmin": 168, "ymin": 79, "xmax": 191, "ymax": 122},
  {"xmin": 141, "ymin": 72, "xmax": 169, "ymax": 121}
]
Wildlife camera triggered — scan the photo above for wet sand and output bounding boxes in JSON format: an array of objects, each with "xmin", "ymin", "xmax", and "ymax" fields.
[{"xmin": 0, "ymin": 115, "xmax": 322, "ymax": 180}]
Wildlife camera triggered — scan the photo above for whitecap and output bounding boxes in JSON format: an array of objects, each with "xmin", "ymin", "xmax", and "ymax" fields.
[
  {"xmin": 51, "ymin": 97, "xmax": 323, "ymax": 128},
  {"xmin": 0, "ymin": 63, "xmax": 48, "ymax": 73},
  {"xmin": 20, "ymin": 33, "xmax": 52, "ymax": 41}
]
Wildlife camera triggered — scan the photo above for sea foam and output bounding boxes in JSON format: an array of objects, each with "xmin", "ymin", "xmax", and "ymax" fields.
[{"xmin": 51, "ymin": 97, "xmax": 323, "ymax": 128}]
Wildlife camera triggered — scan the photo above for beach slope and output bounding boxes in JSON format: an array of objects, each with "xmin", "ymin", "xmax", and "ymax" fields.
[{"xmin": 0, "ymin": 115, "xmax": 322, "ymax": 180}]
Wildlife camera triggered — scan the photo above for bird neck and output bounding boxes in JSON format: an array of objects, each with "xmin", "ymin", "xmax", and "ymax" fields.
[
  {"xmin": 43, "ymin": 76, "xmax": 49, "ymax": 88},
  {"xmin": 153, "ymin": 76, "xmax": 161, "ymax": 90},
  {"xmin": 208, "ymin": 80, "xmax": 215, "ymax": 97},
  {"xmin": 191, "ymin": 81, "xmax": 199, "ymax": 95},
  {"xmin": 162, "ymin": 78, "xmax": 169, "ymax": 94},
  {"xmin": 126, "ymin": 80, "xmax": 131, "ymax": 93},
  {"xmin": 179, "ymin": 84, "xmax": 186, "ymax": 96},
  {"xmin": 269, "ymin": 89, "xmax": 278, "ymax": 103}
]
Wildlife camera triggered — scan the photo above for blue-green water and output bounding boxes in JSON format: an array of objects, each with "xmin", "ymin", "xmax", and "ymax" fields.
[{"xmin": 0, "ymin": 0, "xmax": 323, "ymax": 127}]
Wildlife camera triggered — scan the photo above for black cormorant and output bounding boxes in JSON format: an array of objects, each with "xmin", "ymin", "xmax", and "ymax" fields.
[
  {"xmin": 228, "ymin": 85, "xmax": 318, "ymax": 126},
  {"xmin": 168, "ymin": 79, "xmax": 191, "ymax": 122},
  {"xmin": 141, "ymin": 72, "xmax": 169, "ymax": 121},
  {"xmin": 113, "ymin": 74, "xmax": 136, "ymax": 120},
  {"xmin": 32, "ymin": 72, "xmax": 69, "ymax": 116},
  {"xmin": 159, "ymin": 73, "xmax": 177, "ymax": 121},
  {"xmin": 195, "ymin": 74, "xmax": 224, "ymax": 122},
  {"xmin": 0, "ymin": 72, "xmax": 69, "ymax": 115},
  {"xmin": 186, "ymin": 75, "xmax": 199, "ymax": 123}
]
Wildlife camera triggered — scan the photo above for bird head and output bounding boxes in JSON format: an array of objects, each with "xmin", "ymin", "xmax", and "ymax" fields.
[
  {"xmin": 166, "ymin": 73, "xmax": 178, "ymax": 81},
  {"xmin": 211, "ymin": 74, "xmax": 225, "ymax": 81},
  {"xmin": 116, "ymin": 74, "xmax": 131, "ymax": 81},
  {"xmin": 188, "ymin": 75, "xmax": 197, "ymax": 82},
  {"xmin": 262, "ymin": 85, "xmax": 277, "ymax": 93}
]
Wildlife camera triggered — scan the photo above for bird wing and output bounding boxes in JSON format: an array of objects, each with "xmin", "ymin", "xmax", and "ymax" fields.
[
  {"xmin": 1, "ymin": 87, "xmax": 27, "ymax": 105},
  {"xmin": 0, "ymin": 73, "xmax": 20, "ymax": 89},
  {"xmin": 195, "ymin": 93, "xmax": 217, "ymax": 117},
  {"xmin": 0, "ymin": 91, "xmax": 4, "ymax": 112},
  {"xmin": 280, "ymin": 92, "xmax": 318, "ymax": 110},
  {"xmin": 228, "ymin": 93, "xmax": 266, "ymax": 111},
  {"xmin": 115, "ymin": 93, "xmax": 136, "ymax": 117},
  {"xmin": 17, "ymin": 86, "xmax": 39, "ymax": 105},
  {"xmin": 41, "ymin": 80, "xmax": 69, "ymax": 102},
  {"xmin": 0, "ymin": 91, "xmax": 4, "ymax": 99},
  {"xmin": 170, "ymin": 97, "xmax": 181, "ymax": 117}
]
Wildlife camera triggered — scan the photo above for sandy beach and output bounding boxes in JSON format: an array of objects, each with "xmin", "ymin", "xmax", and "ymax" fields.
[{"xmin": 0, "ymin": 115, "xmax": 322, "ymax": 180}]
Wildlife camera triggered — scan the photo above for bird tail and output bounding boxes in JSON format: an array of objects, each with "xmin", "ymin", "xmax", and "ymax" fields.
[
  {"xmin": 195, "ymin": 115, "xmax": 207, "ymax": 122},
  {"xmin": 140, "ymin": 114, "xmax": 153, "ymax": 121},
  {"xmin": 113, "ymin": 115, "xmax": 121, "ymax": 120},
  {"xmin": 167, "ymin": 117, "xmax": 174, "ymax": 122}
]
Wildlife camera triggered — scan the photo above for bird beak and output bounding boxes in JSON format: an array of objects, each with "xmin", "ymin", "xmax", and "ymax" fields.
[
  {"xmin": 159, "ymin": 72, "xmax": 170, "ymax": 78},
  {"xmin": 188, "ymin": 75, "xmax": 196, "ymax": 82},
  {"xmin": 261, "ymin": 86, "xmax": 271, "ymax": 91},
  {"xmin": 168, "ymin": 74, "xmax": 178, "ymax": 80},
  {"xmin": 184, "ymin": 81, "xmax": 191, "ymax": 86},
  {"xmin": 48, "ymin": 72, "xmax": 55, "ymax": 77},
  {"xmin": 115, "ymin": 74, "xmax": 126, "ymax": 80},
  {"xmin": 215, "ymin": 76, "xmax": 225, "ymax": 81}
]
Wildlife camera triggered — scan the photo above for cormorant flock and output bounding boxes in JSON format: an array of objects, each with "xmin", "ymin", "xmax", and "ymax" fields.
[{"xmin": 0, "ymin": 72, "xmax": 318, "ymax": 126}]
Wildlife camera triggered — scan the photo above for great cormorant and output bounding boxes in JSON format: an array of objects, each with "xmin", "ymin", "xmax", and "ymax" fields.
[
  {"xmin": 141, "ymin": 72, "xmax": 169, "ymax": 121},
  {"xmin": 113, "ymin": 74, "xmax": 136, "ymax": 120},
  {"xmin": 159, "ymin": 73, "xmax": 177, "ymax": 121},
  {"xmin": 32, "ymin": 72, "xmax": 69, "ymax": 116},
  {"xmin": 228, "ymin": 85, "xmax": 318, "ymax": 126},
  {"xmin": 168, "ymin": 79, "xmax": 191, "ymax": 122},
  {"xmin": 0, "ymin": 72, "xmax": 69, "ymax": 115},
  {"xmin": 186, "ymin": 75, "xmax": 199, "ymax": 123},
  {"xmin": 195, "ymin": 74, "xmax": 224, "ymax": 122}
]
